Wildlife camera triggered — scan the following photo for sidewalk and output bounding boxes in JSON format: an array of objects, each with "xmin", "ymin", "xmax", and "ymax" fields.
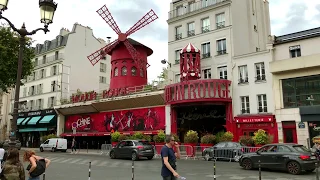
[{"xmin": 20, "ymin": 147, "xmax": 105, "ymax": 156}]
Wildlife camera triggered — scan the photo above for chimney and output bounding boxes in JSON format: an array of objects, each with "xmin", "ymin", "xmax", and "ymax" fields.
[{"xmin": 107, "ymin": 37, "xmax": 111, "ymax": 44}]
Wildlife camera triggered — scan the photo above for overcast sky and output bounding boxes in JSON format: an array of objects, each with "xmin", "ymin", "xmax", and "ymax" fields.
[{"xmin": 1, "ymin": 0, "xmax": 320, "ymax": 84}]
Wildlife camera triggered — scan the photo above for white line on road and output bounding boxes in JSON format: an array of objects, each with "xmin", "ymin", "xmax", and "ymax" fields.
[
  {"xmin": 90, "ymin": 160, "xmax": 99, "ymax": 166},
  {"xmin": 96, "ymin": 161, "xmax": 108, "ymax": 166},
  {"xmin": 69, "ymin": 159, "xmax": 82, "ymax": 164},
  {"xmin": 78, "ymin": 159, "xmax": 90, "ymax": 165},
  {"xmin": 108, "ymin": 161, "xmax": 121, "ymax": 167},
  {"xmin": 60, "ymin": 158, "xmax": 74, "ymax": 163},
  {"xmin": 51, "ymin": 158, "xmax": 65, "ymax": 162}
]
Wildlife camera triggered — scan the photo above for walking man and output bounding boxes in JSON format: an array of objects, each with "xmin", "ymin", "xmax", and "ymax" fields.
[
  {"xmin": 161, "ymin": 135, "xmax": 181, "ymax": 180},
  {"xmin": 71, "ymin": 138, "xmax": 77, "ymax": 154}
]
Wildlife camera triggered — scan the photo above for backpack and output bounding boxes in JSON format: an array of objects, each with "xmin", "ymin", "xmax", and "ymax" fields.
[{"xmin": 26, "ymin": 159, "xmax": 46, "ymax": 177}]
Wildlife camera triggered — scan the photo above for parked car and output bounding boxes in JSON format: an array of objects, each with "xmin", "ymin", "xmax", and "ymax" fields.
[
  {"xmin": 239, "ymin": 143, "xmax": 317, "ymax": 175},
  {"xmin": 40, "ymin": 138, "xmax": 67, "ymax": 152},
  {"xmin": 109, "ymin": 140, "xmax": 154, "ymax": 161},
  {"xmin": 3, "ymin": 140, "xmax": 21, "ymax": 150},
  {"xmin": 202, "ymin": 142, "xmax": 250, "ymax": 161}
]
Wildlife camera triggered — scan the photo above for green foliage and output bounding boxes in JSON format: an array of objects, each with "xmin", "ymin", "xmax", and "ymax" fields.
[
  {"xmin": 142, "ymin": 135, "xmax": 151, "ymax": 142},
  {"xmin": 253, "ymin": 129, "xmax": 269, "ymax": 145},
  {"xmin": 153, "ymin": 130, "xmax": 166, "ymax": 143},
  {"xmin": 201, "ymin": 134, "xmax": 216, "ymax": 144},
  {"xmin": 118, "ymin": 134, "xmax": 128, "ymax": 141},
  {"xmin": 172, "ymin": 133, "xmax": 180, "ymax": 142},
  {"xmin": 0, "ymin": 26, "xmax": 34, "ymax": 92},
  {"xmin": 215, "ymin": 131, "xmax": 226, "ymax": 142},
  {"xmin": 131, "ymin": 132, "xmax": 144, "ymax": 140},
  {"xmin": 184, "ymin": 130, "xmax": 199, "ymax": 143},
  {"xmin": 42, "ymin": 134, "xmax": 58, "ymax": 142},
  {"xmin": 219, "ymin": 131, "xmax": 234, "ymax": 142},
  {"xmin": 111, "ymin": 131, "xmax": 121, "ymax": 142},
  {"xmin": 239, "ymin": 136, "xmax": 254, "ymax": 145}
]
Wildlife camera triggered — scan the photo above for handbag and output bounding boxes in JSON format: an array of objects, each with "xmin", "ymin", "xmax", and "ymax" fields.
[{"xmin": 26, "ymin": 159, "xmax": 46, "ymax": 177}]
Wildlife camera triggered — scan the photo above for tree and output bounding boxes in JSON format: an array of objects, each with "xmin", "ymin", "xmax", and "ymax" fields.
[{"xmin": 0, "ymin": 26, "xmax": 34, "ymax": 92}]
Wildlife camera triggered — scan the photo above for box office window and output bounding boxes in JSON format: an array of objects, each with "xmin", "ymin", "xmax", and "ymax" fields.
[{"xmin": 282, "ymin": 75, "xmax": 320, "ymax": 108}]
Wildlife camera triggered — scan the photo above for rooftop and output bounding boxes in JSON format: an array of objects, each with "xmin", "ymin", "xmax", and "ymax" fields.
[{"xmin": 275, "ymin": 27, "xmax": 320, "ymax": 45}]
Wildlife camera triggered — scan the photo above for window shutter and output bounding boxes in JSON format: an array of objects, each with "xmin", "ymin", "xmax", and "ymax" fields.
[
  {"xmin": 50, "ymin": 67, "xmax": 53, "ymax": 76},
  {"xmin": 43, "ymin": 69, "xmax": 46, "ymax": 78},
  {"xmin": 47, "ymin": 97, "xmax": 50, "ymax": 108},
  {"xmin": 41, "ymin": 99, "xmax": 44, "ymax": 109},
  {"xmin": 28, "ymin": 87, "xmax": 31, "ymax": 96}
]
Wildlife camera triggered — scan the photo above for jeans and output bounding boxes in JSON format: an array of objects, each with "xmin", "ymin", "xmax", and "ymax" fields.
[
  {"xmin": 28, "ymin": 176, "xmax": 40, "ymax": 180},
  {"xmin": 162, "ymin": 175, "xmax": 177, "ymax": 180},
  {"xmin": 72, "ymin": 146, "xmax": 77, "ymax": 152}
]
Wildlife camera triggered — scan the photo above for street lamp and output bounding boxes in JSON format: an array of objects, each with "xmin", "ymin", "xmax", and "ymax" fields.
[
  {"xmin": 161, "ymin": 59, "xmax": 171, "ymax": 68},
  {"xmin": 0, "ymin": 0, "xmax": 57, "ymax": 147}
]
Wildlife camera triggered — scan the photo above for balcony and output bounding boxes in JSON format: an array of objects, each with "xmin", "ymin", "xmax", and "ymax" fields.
[
  {"xmin": 216, "ymin": 22, "xmax": 225, "ymax": 29},
  {"xmin": 202, "ymin": 26, "xmax": 210, "ymax": 33},
  {"xmin": 217, "ymin": 50, "xmax": 227, "ymax": 55},
  {"xmin": 175, "ymin": 59, "xmax": 180, "ymax": 64},
  {"xmin": 175, "ymin": 33, "xmax": 182, "ymax": 40},
  {"xmin": 34, "ymin": 53, "xmax": 64, "ymax": 68},
  {"xmin": 168, "ymin": 0, "xmax": 230, "ymax": 20},
  {"xmin": 188, "ymin": 30, "xmax": 195, "ymax": 37},
  {"xmin": 255, "ymin": 75, "xmax": 266, "ymax": 82},
  {"xmin": 238, "ymin": 77, "xmax": 249, "ymax": 84},
  {"xmin": 202, "ymin": 53, "xmax": 211, "ymax": 59}
]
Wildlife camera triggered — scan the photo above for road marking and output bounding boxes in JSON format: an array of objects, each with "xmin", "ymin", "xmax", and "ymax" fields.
[
  {"xmin": 96, "ymin": 161, "xmax": 108, "ymax": 166},
  {"xmin": 205, "ymin": 175, "xmax": 221, "ymax": 178},
  {"xmin": 229, "ymin": 176, "xmax": 246, "ymax": 180},
  {"xmin": 90, "ymin": 160, "xmax": 99, "ymax": 166},
  {"xmin": 69, "ymin": 159, "xmax": 82, "ymax": 164},
  {"xmin": 60, "ymin": 158, "xmax": 73, "ymax": 163},
  {"xmin": 51, "ymin": 158, "xmax": 65, "ymax": 162},
  {"xmin": 78, "ymin": 159, "xmax": 90, "ymax": 165},
  {"xmin": 108, "ymin": 161, "xmax": 121, "ymax": 167}
]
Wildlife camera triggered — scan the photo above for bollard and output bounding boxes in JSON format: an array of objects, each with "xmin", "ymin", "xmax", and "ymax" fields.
[
  {"xmin": 316, "ymin": 162, "xmax": 319, "ymax": 180},
  {"xmin": 132, "ymin": 159, "xmax": 134, "ymax": 180},
  {"xmin": 213, "ymin": 158, "xmax": 216, "ymax": 180},
  {"xmin": 87, "ymin": 143, "xmax": 89, "ymax": 153},
  {"xmin": 258, "ymin": 160, "xmax": 261, "ymax": 180},
  {"xmin": 88, "ymin": 161, "xmax": 91, "ymax": 180},
  {"xmin": 97, "ymin": 142, "xmax": 100, "ymax": 153},
  {"xmin": 43, "ymin": 172, "xmax": 46, "ymax": 180}
]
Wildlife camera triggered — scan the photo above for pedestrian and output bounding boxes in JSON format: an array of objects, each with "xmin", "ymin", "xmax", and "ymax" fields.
[
  {"xmin": 161, "ymin": 135, "xmax": 181, "ymax": 180},
  {"xmin": 0, "ymin": 148, "xmax": 25, "ymax": 180},
  {"xmin": 71, "ymin": 138, "xmax": 78, "ymax": 154},
  {"xmin": 23, "ymin": 150, "xmax": 51, "ymax": 180},
  {"xmin": 0, "ymin": 143, "xmax": 5, "ymax": 166}
]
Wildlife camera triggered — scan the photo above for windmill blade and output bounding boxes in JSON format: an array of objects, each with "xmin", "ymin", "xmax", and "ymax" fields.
[
  {"xmin": 97, "ymin": 5, "xmax": 122, "ymax": 34},
  {"xmin": 125, "ymin": 9, "xmax": 158, "ymax": 37},
  {"xmin": 123, "ymin": 40, "xmax": 145, "ymax": 68},
  {"xmin": 87, "ymin": 39, "xmax": 120, "ymax": 66}
]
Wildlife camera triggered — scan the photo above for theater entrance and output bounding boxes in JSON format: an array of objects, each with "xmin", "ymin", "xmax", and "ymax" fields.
[{"xmin": 175, "ymin": 104, "xmax": 226, "ymax": 142}]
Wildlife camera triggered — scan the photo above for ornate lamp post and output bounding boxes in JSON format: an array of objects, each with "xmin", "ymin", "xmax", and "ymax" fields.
[{"xmin": 0, "ymin": 0, "xmax": 58, "ymax": 147}]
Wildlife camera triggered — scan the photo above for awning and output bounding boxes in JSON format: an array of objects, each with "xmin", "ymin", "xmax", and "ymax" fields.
[
  {"xmin": 60, "ymin": 130, "xmax": 159, "ymax": 137},
  {"xmin": 17, "ymin": 118, "xmax": 26, "ymax": 125},
  {"xmin": 300, "ymin": 106, "xmax": 320, "ymax": 122},
  {"xmin": 39, "ymin": 115, "xmax": 55, "ymax": 124},
  {"xmin": 19, "ymin": 128, "xmax": 48, "ymax": 132},
  {"xmin": 27, "ymin": 116, "xmax": 42, "ymax": 125},
  {"xmin": 21, "ymin": 117, "xmax": 31, "ymax": 125}
]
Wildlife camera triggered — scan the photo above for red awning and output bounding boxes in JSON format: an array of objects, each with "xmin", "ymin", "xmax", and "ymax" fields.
[
  {"xmin": 60, "ymin": 130, "xmax": 159, "ymax": 137},
  {"xmin": 234, "ymin": 115, "xmax": 275, "ymax": 123}
]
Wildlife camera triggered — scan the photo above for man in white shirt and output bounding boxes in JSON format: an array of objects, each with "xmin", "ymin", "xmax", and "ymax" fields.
[{"xmin": 0, "ymin": 143, "xmax": 5, "ymax": 173}]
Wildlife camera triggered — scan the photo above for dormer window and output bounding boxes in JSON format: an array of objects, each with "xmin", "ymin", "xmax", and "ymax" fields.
[
  {"xmin": 44, "ymin": 41, "xmax": 50, "ymax": 51},
  {"xmin": 56, "ymin": 36, "xmax": 62, "ymax": 46},
  {"xmin": 36, "ymin": 44, "xmax": 41, "ymax": 53}
]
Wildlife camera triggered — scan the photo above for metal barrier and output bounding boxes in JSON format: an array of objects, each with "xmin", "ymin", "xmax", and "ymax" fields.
[
  {"xmin": 153, "ymin": 145, "xmax": 194, "ymax": 159},
  {"xmin": 100, "ymin": 144, "xmax": 112, "ymax": 156}
]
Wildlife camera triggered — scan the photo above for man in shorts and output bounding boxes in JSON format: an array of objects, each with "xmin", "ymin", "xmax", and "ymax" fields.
[{"xmin": 161, "ymin": 135, "xmax": 181, "ymax": 180}]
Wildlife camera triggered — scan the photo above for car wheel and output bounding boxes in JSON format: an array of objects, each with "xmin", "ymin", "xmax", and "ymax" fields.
[
  {"xmin": 110, "ymin": 151, "xmax": 116, "ymax": 159},
  {"xmin": 40, "ymin": 147, "xmax": 44, "ymax": 152},
  {"xmin": 242, "ymin": 158, "xmax": 253, "ymax": 170},
  {"xmin": 147, "ymin": 156, "xmax": 153, "ymax": 160},
  {"xmin": 204, "ymin": 152, "xmax": 211, "ymax": 161},
  {"xmin": 287, "ymin": 161, "xmax": 301, "ymax": 175},
  {"xmin": 305, "ymin": 168, "xmax": 315, "ymax": 173},
  {"xmin": 132, "ymin": 152, "xmax": 138, "ymax": 161}
]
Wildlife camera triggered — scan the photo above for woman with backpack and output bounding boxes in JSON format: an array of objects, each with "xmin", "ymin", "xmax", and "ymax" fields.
[
  {"xmin": 23, "ymin": 150, "xmax": 51, "ymax": 180},
  {"xmin": 1, "ymin": 148, "xmax": 25, "ymax": 180}
]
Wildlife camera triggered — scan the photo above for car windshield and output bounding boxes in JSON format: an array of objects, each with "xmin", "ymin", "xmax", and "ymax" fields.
[
  {"xmin": 293, "ymin": 145, "xmax": 310, "ymax": 153},
  {"xmin": 136, "ymin": 141, "xmax": 151, "ymax": 146}
]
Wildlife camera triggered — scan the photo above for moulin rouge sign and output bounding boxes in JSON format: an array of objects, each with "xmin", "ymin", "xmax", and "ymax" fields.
[
  {"xmin": 165, "ymin": 79, "xmax": 232, "ymax": 104},
  {"xmin": 71, "ymin": 88, "xmax": 131, "ymax": 103}
]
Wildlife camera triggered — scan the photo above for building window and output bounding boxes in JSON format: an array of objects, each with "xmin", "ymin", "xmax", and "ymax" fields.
[
  {"xmin": 99, "ymin": 76, "xmax": 106, "ymax": 83},
  {"xmin": 282, "ymin": 75, "xmax": 320, "ymax": 108},
  {"xmin": 34, "ymin": 58, "xmax": 38, "ymax": 66},
  {"xmin": 45, "ymin": 41, "xmax": 50, "ymax": 51},
  {"xmin": 257, "ymin": 94, "xmax": 268, "ymax": 113},
  {"xmin": 241, "ymin": 96, "xmax": 250, "ymax": 114},
  {"xmin": 57, "ymin": 36, "xmax": 62, "ymax": 46},
  {"xmin": 42, "ymin": 55, "xmax": 46, "ymax": 64},
  {"xmin": 37, "ymin": 84, "xmax": 43, "ymax": 94},
  {"xmin": 40, "ymin": 69, "xmax": 45, "ymax": 79},
  {"xmin": 140, "ymin": 68, "xmax": 144, "ymax": 77},
  {"xmin": 32, "ymin": 72, "xmax": 36, "ymax": 81},
  {"xmin": 201, "ymin": 42, "xmax": 210, "ymax": 59},
  {"xmin": 51, "ymin": 81, "xmax": 57, "ymax": 92},
  {"xmin": 175, "ymin": 74, "xmax": 180, "ymax": 83},
  {"xmin": 201, "ymin": 18, "xmax": 210, "ymax": 33},
  {"xmin": 29, "ymin": 100, "xmax": 34, "ymax": 110},
  {"xmin": 289, "ymin": 45, "xmax": 301, "ymax": 58},
  {"xmin": 175, "ymin": 50, "xmax": 181, "ymax": 64},
  {"xmin": 187, "ymin": 22, "xmax": 195, "ymax": 37},
  {"xmin": 218, "ymin": 66, "xmax": 227, "ymax": 79},
  {"xmin": 114, "ymin": 67, "xmax": 118, "ymax": 76},
  {"xmin": 55, "ymin": 51, "xmax": 59, "ymax": 60},
  {"xmin": 48, "ymin": 96, "xmax": 55, "ymax": 108},
  {"xmin": 36, "ymin": 99, "xmax": 43, "ymax": 110},
  {"xmin": 29, "ymin": 86, "xmax": 35, "ymax": 96},
  {"xmin": 216, "ymin": 13, "xmax": 225, "ymax": 29},
  {"xmin": 121, "ymin": 66, "xmax": 127, "ymax": 76},
  {"xmin": 176, "ymin": 5, "xmax": 184, "ymax": 16},
  {"xmin": 255, "ymin": 62, "xmax": 266, "ymax": 81},
  {"xmin": 188, "ymin": 1, "xmax": 195, "ymax": 12},
  {"xmin": 175, "ymin": 26, "xmax": 182, "ymax": 40},
  {"xmin": 23, "ymin": 87, "xmax": 27, "ymax": 97},
  {"xmin": 100, "ymin": 62, "xmax": 106, "ymax": 72},
  {"xmin": 238, "ymin": 65, "xmax": 248, "ymax": 83},
  {"xmin": 131, "ymin": 66, "xmax": 137, "ymax": 76},
  {"xmin": 51, "ymin": 65, "xmax": 57, "ymax": 76},
  {"xmin": 217, "ymin": 39, "xmax": 227, "ymax": 55},
  {"xmin": 202, "ymin": 68, "xmax": 211, "ymax": 79}
]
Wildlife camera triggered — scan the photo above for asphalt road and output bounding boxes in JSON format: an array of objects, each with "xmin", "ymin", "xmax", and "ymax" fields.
[{"xmin": 20, "ymin": 151, "xmax": 318, "ymax": 180}]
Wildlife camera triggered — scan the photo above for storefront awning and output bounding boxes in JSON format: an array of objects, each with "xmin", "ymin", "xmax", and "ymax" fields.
[
  {"xmin": 17, "ymin": 118, "xmax": 26, "ymax": 125},
  {"xmin": 60, "ymin": 130, "xmax": 159, "ymax": 137},
  {"xmin": 27, "ymin": 116, "xmax": 42, "ymax": 125},
  {"xmin": 21, "ymin": 117, "xmax": 31, "ymax": 125},
  {"xmin": 39, "ymin": 115, "xmax": 55, "ymax": 124},
  {"xmin": 19, "ymin": 128, "xmax": 48, "ymax": 132},
  {"xmin": 300, "ymin": 106, "xmax": 320, "ymax": 122}
]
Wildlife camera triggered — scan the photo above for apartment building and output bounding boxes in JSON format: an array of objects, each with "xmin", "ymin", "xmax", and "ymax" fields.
[
  {"xmin": 270, "ymin": 27, "xmax": 320, "ymax": 147},
  {"xmin": 167, "ymin": 0, "xmax": 276, "ymax": 140},
  {"xmin": 14, "ymin": 23, "xmax": 110, "ymax": 147},
  {"xmin": 0, "ymin": 90, "xmax": 12, "ymax": 141}
]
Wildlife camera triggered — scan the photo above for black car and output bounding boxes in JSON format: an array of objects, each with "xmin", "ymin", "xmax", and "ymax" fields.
[
  {"xmin": 239, "ymin": 143, "xmax": 317, "ymax": 175},
  {"xmin": 109, "ymin": 140, "xmax": 154, "ymax": 161},
  {"xmin": 202, "ymin": 142, "xmax": 248, "ymax": 161}
]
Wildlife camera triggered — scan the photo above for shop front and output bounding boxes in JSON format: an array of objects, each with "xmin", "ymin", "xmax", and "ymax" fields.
[
  {"xmin": 300, "ymin": 105, "xmax": 320, "ymax": 147},
  {"xmin": 234, "ymin": 115, "xmax": 278, "ymax": 142},
  {"xmin": 17, "ymin": 109, "xmax": 57, "ymax": 147}
]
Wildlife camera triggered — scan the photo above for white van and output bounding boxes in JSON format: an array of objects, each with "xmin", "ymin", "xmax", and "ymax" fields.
[{"xmin": 40, "ymin": 138, "xmax": 67, "ymax": 152}]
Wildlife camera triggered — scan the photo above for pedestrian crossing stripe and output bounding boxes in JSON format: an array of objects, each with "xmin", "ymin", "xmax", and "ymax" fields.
[
  {"xmin": 60, "ymin": 158, "xmax": 73, "ymax": 163},
  {"xmin": 78, "ymin": 159, "xmax": 90, "ymax": 164},
  {"xmin": 90, "ymin": 160, "xmax": 99, "ymax": 166},
  {"xmin": 96, "ymin": 161, "xmax": 108, "ymax": 166},
  {"xmin": 70, "ymin": 159, "xmax": 82, "ymax": 164},
  {"xmin": 109, "ymin": 161, "xmax": 121, "ymax": 167}
]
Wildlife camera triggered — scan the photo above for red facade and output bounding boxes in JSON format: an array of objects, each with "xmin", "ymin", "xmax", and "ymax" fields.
[{"xmin": 63, "ymin": 106, "xmax": 165, "ymax": 136}]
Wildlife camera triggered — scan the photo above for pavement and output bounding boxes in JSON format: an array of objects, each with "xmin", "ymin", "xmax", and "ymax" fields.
[{"xmin": 18, "ymin": 149, "xmax": 319, "ymax": 180}]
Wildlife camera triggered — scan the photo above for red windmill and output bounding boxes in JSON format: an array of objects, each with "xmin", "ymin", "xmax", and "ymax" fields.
[{"xmin": 87, "ymin": 5, "xmax": 158, "ymax": 89}]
